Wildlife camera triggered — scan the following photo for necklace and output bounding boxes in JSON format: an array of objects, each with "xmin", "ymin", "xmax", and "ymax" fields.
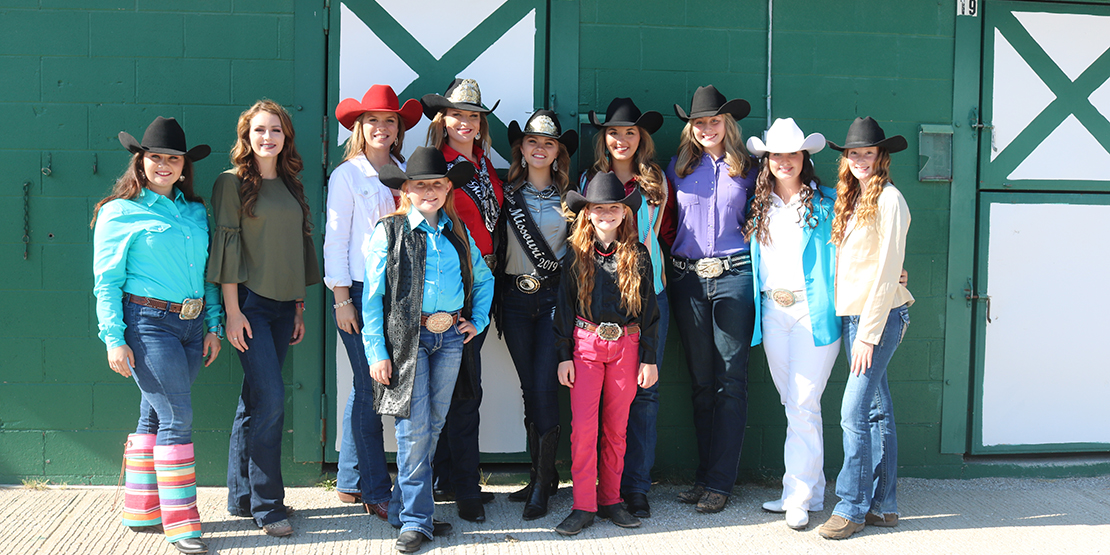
[{"xmin": 528, "ymin": 181, "xmax": 557, "ymax": 200}]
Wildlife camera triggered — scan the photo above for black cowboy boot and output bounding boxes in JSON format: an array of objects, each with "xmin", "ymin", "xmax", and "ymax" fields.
[
  {"xmin": 508, "ymin": 423, "xmax": 539, "ymax": 502},
  {"xmin": 523, "ymin": 424, "xmax": 560, "ymax": 520}
]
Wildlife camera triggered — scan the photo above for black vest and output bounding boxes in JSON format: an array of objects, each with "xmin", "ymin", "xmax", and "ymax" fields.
[{"xmin": 373, "ymin": 213, "xmax": 479, "ymax": 418}]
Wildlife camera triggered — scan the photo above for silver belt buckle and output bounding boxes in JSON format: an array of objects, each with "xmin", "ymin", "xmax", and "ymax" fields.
[
  {"xmin": 595, "ymin": 322, "xmax": 623, "ymax": 341},
  {"xmin": 180, "ymin": 298, "xmax": 204, "ymax": 320},
  {"xmin": 424, "ymin": 312, "xmax": 455, "ymax": 333},
  {"xmin": 770, "ymin": 288, "xmax": 797, "ymax": 308},
  {"xmin": 516, "ymin": 274, "xmax": 541, "ymax": 294},
  {"xmin": 694, "ymin": 258, "xmax": 724, "ymax": 278},
  {"xmin": 483, "ymin": 254, "xmax": 497, "ymax": 272}
]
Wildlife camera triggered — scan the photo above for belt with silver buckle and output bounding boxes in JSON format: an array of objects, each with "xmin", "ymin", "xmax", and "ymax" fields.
[
  {"xmin": 511, "ymin": 273, "xmax": 559, "ymax": 294},
  {"xmin": 672, "ymin": 253, "xmax": 751, "ymax": 279},
  {"xmin": 420, "ymin": 311, "xmax": 460, "ymax": 333},
  {"xmin": 127, "ymin": 294, "xmax": 204, "ymax": 320},
  {"xmin": 574, "ymin": 317, "xmax": 640, "ymax": 341},
  {"xmin": 762, "ymin": 288, "xmax": 805, "ymax": 308}
]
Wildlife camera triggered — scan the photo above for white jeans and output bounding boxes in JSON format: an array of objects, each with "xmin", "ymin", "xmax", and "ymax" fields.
[{"xmin": 761, "ymin": 296, "xmax": 840, "ymax": 511}]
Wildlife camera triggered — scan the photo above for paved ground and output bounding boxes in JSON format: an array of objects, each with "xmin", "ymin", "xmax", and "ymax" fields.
[{"xmin": 3, "ymin": 476, "xmax": 1109, "ymax": 554}]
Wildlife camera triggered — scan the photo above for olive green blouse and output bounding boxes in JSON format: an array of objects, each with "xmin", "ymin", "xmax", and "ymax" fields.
[{"xmin": 207, "ymin": 170, "xmax": 321, "ymax": 301}]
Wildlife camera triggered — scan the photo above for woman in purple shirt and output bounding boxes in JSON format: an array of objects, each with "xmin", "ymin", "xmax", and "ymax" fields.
[{"xmin": 664, "ymin": 85, "xmax": 758, "ymax": 514}]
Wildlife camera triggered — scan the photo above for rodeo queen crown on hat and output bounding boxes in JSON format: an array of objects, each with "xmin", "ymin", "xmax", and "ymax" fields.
[
  {"xmin": 508, "ymin": 109, "xmax": 579, "ymax": 157},
  {"xmin": 378, "ymin": 146, "xmax": 476, "ymax": 190},
  {"xmin": 335, "ymin": 84, "xmax": 423, "ymax": 131},
  {"xmin": 565, "ymin": 172, "xmax": 642, "ymax": 214},
  {"xmin": 421, "ymin": 78, "xmax": 500, "ymax": 119},
  {"xmin": 119, "ymin": 116, "xmax": 211, "ymax": 161},
  {"xmin": 747, "ymin": 118, "xmax": 825, "ymax": 156},
  {"xmin": 827, "ymin": 116, "xmax": 907, "ymax": 153}
]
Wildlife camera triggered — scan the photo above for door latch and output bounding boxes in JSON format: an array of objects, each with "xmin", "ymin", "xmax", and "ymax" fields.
[{"xmin": 964, "ymin": 278, "xmax": 992, "ymax": 323}]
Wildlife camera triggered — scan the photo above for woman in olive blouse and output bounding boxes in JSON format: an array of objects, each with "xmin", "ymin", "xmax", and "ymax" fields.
[{"xmin": 208, "ymin": 99, "xmax": 320, "ymax": 538}]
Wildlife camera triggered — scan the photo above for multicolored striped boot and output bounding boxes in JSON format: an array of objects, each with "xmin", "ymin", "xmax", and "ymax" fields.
[
  {"xmin": 154, "ymin": 443, "xmax": 207, "ymax": 553},
  {"xmin": 122, "ymin": 434, "xmax": 161, "ymax": 531}
]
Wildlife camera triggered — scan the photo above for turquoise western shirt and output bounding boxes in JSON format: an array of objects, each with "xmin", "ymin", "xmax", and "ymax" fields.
[
  {"xmin": 362, "ymin": 207, "xmax": 494, "ymax": 364},
  {"xmin": 93, "ymin": 188, "xmax": 224, "ymax": 349}
]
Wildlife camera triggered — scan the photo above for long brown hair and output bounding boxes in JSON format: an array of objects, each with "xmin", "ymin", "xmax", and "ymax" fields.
[
  {"xmin": 425, "ymin": 110, "xmax": 491, "ymax": 154},
  {"xmin": 744, "ymin": 152, "xmax": 821, "ymax": 245},
  {"xmin": 588, "ymin": 127, "xmax": 666, "ymax": 206},
  {"xmin": 506, "ymin": 137, "xmax": 573, "ymax": 219},
  {"xmin": 830, "ymin": 148, "xmax": 893, "ymax": 245},
  {"xmin": 231, "ymin": 99, "xmax": 312, "ymax": 236},
  {"xmin": 90, "ymin": 152, "xmax": 201, "ymax": 228},
  {"xmin": 673, "ymin": 113, "xmax": 752, "ymax": 179},
  {"xmin": 567, "ymin": 204, "xmax": 644, "ymax": 320},
  {"xmin": 392, "ymin": 184, "xmax": 471, "ymax": 270},
  {"xmin": 343, "ymin": 111, "xmax": 407, "ymax": 163}
]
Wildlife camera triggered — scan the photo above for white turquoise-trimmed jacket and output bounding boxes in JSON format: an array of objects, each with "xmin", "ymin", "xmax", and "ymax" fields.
[{"xmin": 750, "ymin": 184, "xmax": 842, "ymax": 347}]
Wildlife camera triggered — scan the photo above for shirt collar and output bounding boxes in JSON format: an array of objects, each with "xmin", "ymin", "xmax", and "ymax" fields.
[
  {"xmin": 350, "ymin": 153, "xmax": 403, "ymax": 179},
  {"xmin": 406, "ymin": 205, "xmax": 452, "ymax": 233},
  {"xmin": 138, "ymin": 187, "xmax": 183, "ymax": 207},
  {"xmin": 442, "ymin": 143, "xmax": 485, "ymax": 163}
]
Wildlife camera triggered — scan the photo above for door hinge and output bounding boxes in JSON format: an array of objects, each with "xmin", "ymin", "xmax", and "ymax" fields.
[{"xmin": 323, "ymin": 0, "xmax": 330, "ymax": 34}]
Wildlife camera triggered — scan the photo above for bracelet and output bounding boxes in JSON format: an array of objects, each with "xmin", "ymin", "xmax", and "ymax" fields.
[
  {"xmin": 333, "ymin": 298, "xmax": 354, "ymax": 309},
  {"xmin": 296, "ymin": 301, "xmax": 305, "ymax": 311}
]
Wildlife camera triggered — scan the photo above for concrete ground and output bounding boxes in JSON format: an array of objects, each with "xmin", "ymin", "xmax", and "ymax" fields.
[{"xmin": 3, "ymin": 476, "xmax": 1109, "ymax": 554}]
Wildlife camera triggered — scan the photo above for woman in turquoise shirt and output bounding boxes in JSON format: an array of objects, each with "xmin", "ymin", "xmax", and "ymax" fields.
[
  {"xmin": 91, "ymin": 117, "xmax": 222, "ymax": 555},
  {"xmin": 745, "ymin": 118, "xmax": 840, "ymax": 531}
]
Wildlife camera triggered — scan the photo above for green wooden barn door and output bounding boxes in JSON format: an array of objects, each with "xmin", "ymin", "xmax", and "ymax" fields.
[
  {"xmin": 323, "ymin": 0, "xmax": 574, "ymax": 462},
  {"xmin": 970, "ymin": 1, "xmax": 1110, "ymax": 454}
]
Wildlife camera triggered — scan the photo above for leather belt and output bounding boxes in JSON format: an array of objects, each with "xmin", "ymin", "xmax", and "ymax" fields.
[
  {"xmin": 420, "ymin": 311, "xmax": 460, "ymax": 333},
  {"xmin": 672, "ymin": 253, "xmax": 751, "ymax": 278},
  {"xmin": 509, "ymin": 273, "xmax": 560, "ymax": 294},
  {"xmin": 126, "ymin": 294, "xmax": 204, "ymax": 320},
  {"xmin": 574, "ymin": 317, "xmax": 639, "ymax": 341}
]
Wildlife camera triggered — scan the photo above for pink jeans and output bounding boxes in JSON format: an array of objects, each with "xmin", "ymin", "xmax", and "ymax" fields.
[{"xmin": 568, "ymin": 325, "xmax": 640, "ymax": 511}]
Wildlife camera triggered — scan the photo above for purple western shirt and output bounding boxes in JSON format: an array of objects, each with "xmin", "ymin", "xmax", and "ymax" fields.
[{"xmin": 665, "ymin": 153, "xmax": 758, "ymax": 260}]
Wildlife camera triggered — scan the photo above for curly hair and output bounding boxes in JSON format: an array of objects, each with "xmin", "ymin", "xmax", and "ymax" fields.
[
  {"xmin": 230, "ymin": 99, "xmax": 312, "ymax": 236},
  {"xmin": 588, "ymin": 127, "xmax": 666, "ymax": 206},
  {"xmin": 566, "ymin": 204, "xmax": 644, "ymax": 320},
  {"xmin": 425, "ymin": 110, "xmax": 491, "ymax": 154},
  {"xmin": 744, "ymin": 152, "xmax": 821, "ymax": 246},
  {"xmin": 830, "ymin": 148, "xmax": 893, "ymax": 245},
  {"xmin": 343, "ymin": 111, "xmax": 407, "ymax": 163},
  {"xmin": 673, "ymin": 113, "xmax": 753, "ymax": 179},
  {"xmin": 91, "ymin": 152, "xmax": 201, "ymax": 228}
]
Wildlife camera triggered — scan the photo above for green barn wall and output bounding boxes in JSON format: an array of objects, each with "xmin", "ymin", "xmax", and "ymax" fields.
[
  {"xmin": 577, "ymin": 0, "xmax": 965, "ymax": 480},
  {"xmin": 0, "ymin": 0, "xmax": 327, "ymax": 486}
]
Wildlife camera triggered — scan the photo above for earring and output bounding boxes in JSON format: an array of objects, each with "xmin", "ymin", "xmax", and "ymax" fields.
[
  {"xmin": 178, "ymin": 175, "xmax": 185, "ymax": 182},
  {"xmin": 552, "ymin": 160, "xmax": 559, "ymax": 172},
  {"xmin": 521, "ymin": 158, "xmax": 527, "ymax": 169}
]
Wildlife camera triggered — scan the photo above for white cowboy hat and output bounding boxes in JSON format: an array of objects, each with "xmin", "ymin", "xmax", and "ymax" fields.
[{"xmin": 747, "ymin": 118, "xmax": 826, "ymax": 156}]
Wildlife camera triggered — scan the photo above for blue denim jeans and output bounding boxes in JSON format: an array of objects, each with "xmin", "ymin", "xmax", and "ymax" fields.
[
  {"xmin": 123, "ymin": 299, "xmax": 206, "ymax": 446},
  {"xmin": 388, "ymin": 325, "xmax": 465, "ymax": 539},
  {"xmin": 226, "ymin": 285, "xmax": 294, "ymax": 526},
  {"xmin": 431, "ymin": 328, "xmax": 485, "ymax": 501},
  {"xmin": 832, "ymin": 305, "xmax": 909, "ymax": 523},
  {"xmin": 337, "ymin": 393, "xmax": 360, "ymax": 495},
  {"xmin": 502, "ymin": 285, "xmax": 560, "ymax": 436},
  {"xmin": 621, "ymin": 289, "xmax": 669, "ymax": 495},
  {"xmin": 336, "ymin": 281, "xmax": 392, "ymax": 504},
  {"xmin": 670, "ymin": 260, "xmax": 755, "ymax": 495}
]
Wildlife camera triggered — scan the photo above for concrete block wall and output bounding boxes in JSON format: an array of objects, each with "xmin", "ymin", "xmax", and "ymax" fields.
[
  {"xmin": 577, "ymin": 0, "xmax": 965, "ymax": 480},
  {"xmin": 0, "ymin": 1, "xmax": 324, "ymax": 486}
]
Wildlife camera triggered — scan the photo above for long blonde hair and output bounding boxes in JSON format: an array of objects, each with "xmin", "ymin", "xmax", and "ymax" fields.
[
  {"xmin": 830, "ymin": 149, "xmax": 893, "ymax": 245},
  {"xmin": 425, "ymin": 110, "xmax": 491, "ymax": 154},
  {"xmin": 673, "ymin": 113, "xmax": 752, "ymax": 179},
  {"xmin": 343, "ymin": 112, "xmax": 407, "ymax": 163},
  {"xmin": 230, "ymin": 99, "xmax": 312, "ymax": 235},
  {"xmin": 588, "ymin": 128, "xmax": 666, "ymax": 206},
  {"xmin": 567, "ymin": 204, "xmax": 644, "ymax": 320},
  {"xmin": 392, "ymin": 184, "xmax": 471, "ymax": 266}
]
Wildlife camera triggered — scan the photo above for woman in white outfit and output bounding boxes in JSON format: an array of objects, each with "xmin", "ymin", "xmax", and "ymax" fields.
[{"xmin": 745, "ymin": 118, "xmax": 841, "ymax": 530}]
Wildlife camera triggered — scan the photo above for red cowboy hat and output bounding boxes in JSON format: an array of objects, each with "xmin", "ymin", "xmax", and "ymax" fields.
[{"xmin": 335, "ymin": 84, "xmax": 423, "ymax": 131}]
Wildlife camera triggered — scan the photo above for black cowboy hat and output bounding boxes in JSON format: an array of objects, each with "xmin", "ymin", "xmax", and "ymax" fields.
[
  {"xmin": 673, "ymin": 85, "xmax": 750, "ymax": 122},
  {"xmin": 119, "ymin": 116, "xmax": 210, "ymax": 161},
  {"xmin": 565, "ymin": 172, "xmax": 642, "ymax": 214},
  {"xmin": 827, "ymin": 116, "xmax": 907, "ymax": 153},
  {"xmin": 507, "ymin": 109, "xmax": 579, "ymax": 157},
  {"xmin": 588, "ymin": 98, "xmax": 663, "ymax": 134},
  {"xmin": 378, "ymin": 146, "xmax": 475, "ymax": 190},
  {"xmin": 421, "ymin": 78, "xmax": 500, "ymax": 119}
]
